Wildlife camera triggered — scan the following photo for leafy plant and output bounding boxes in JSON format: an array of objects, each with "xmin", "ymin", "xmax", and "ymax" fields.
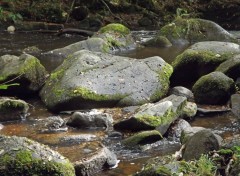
[
  {"xmin": 0, "ymin": 5, "xmax": 22, "ymax": 23},
  {"xmin": 0, "ymin": 83, "xmax": 19, "ymax": 90}
]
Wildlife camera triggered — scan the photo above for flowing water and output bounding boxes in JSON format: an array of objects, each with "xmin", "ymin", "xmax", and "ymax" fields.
[{"xmin": 0, "ymin": 30, "xmax": 239, "ymax": 175}]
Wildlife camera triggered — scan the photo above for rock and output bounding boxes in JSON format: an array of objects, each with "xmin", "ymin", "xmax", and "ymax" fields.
[
  {"xmin": 60, "ymin": 134, "xmax": 97, "ymax": 144},
  {"xmin": 231, "ymin": 94, "xmax": 240, "ymax": 118},
  {"xmin": 169, "ymin": 86, "xmax": 194, "ymax": 101},
  {"xmin": 78, "ymin": 15, "xmax": 103, "ymax": 30},
  {"xmin": 114, "ymin": 95, "xmax": 187, "ymax": 135},
  {"xmin": 44, "ymin": 23, "xmax": 135, "ymax": 62},
  {"xmin": 66, "ymin": 110, "xmax": 113, "ymax": 129},
  {"xmin": 107, "ymin": 131, "xmax": 123, "ymax": 139},
  {"xmin": 0, "ymin": 97, "xmax": 29, "ymax": 122},
  {"xmin": 180, "ymin": 126, "xmax": 206, "ymax": 144},
  {"xmin": 192, "ymin": 72, "xmax": 235, "ymax": 105},
  {"xmin": 7, "ymin": 25, "xmax": 15, "ymax": 33},
  {"xmin": 15, "ymin": 21, "xmax": 64, "ymax": 31},
  {"xmin": 159, "ymin": 18, "xmax": 237, "ymax": 45},
  {"xmin": 93, "ymin": 23, "xmax": 136, "ymax": 53},
  {"xmin": 40, "ymin": 116, "xmax": 67, "ymax": 133},
  {"xmin": 170, "ymin": 41, "xmax": 240, "ymax": 86},
  {"xmin": 138, "ymin": 16, "xmax": 153, "ymax": 27},
  {"xmin": 0, "ymin": 54, "xmax": 47, "ymax": 96},
  {"xmin": 122, "ymin": 130, "xmax": 162, "ymax": 147},
  {"xmin": 143, "ymin": 36, "xmax": 172, "ymax": 47},
  {"xmin": 236, "ymin": 77, "xmax": 240, "ymax": 88},
  {"xmin": 40, "ymin": 50, "xmax": 172, "ymax": 112},
  {"xmin": 181, "ymin": 101, "xmax": 197, "ymax": 118},
  {"xmin": 71, "ymin": 6, "xmax": 89, "ymax": 21},
  {"xmin": 216, "ymin": 54, "xmax": 240, "ymax": 80},
  {"xmin": 74, "ymin": 146, "xmax": 117, "ymax": 176},
  {"xmin": 0, "ymin": 124, "xmax": 3, "ymax": 130},
  {"xmin": 182, "ymin": 129, "xmax": 221, "ymax": 161},
  {"xmin": 166, "ymin": 119, "xmax": 191, "ymax": 140},
  {"xmin": 0, "ymin": 135, "xmax": 75, "ymax": 176}
]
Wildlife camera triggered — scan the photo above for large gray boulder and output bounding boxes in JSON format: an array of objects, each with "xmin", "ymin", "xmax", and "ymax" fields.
[
  {"xmin": 114, "ymin": 95, "xmax": 187, "ymax": 135},
  {"xmin": 0, "ymin": 54, "xmax": 47, "ymax": 96},
  {"xmin": 0, "ymin": 97, "xmax": 29, "ymax": 122},
  {"xmin": 0, "ymin": 135, "xmax": 75, "ymax": 176},
  {"xmin": 40, "ymin": 50, "xmax": 173, "ymax": 112},
  {"xmin": 159, "ymin": 18, "xmax": 237, "ymax": 45},
  {"xmin": 171, "ymin": 41, "xmax": 240, "ymax": 86},
  {"xmin": 192, "ymin": 72, "xmax": 235, "ymax": 105}
]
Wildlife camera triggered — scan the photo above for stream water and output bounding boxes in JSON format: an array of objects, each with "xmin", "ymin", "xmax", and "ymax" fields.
[{"xmin": 0, "ymin": 30, "xmax": 239, "ymax": 175}]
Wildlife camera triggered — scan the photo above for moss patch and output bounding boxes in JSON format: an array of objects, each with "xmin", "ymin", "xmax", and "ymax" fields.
[
  {"xmin": 0, "ymin": 150, "xmax": 75, "ymax": 176},
  {"xmin": 98, "ymin": 23, "xmax": 130, "ymax": 35}
]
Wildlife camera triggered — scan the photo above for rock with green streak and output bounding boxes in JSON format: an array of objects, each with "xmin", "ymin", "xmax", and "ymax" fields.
[
  {"xmin": 216, "ymin": 54, "xmax": 240, "ymax": 80},
  {"xmin": 114, "ymin": 94, "xmax": 187, "ymax": 135},
  {"xmin": 40, "ymin": 50, "xmax": 172, "ymax": 112},
  {"xmin": 159, "ymin": 18, "xmax": 237, "ymax": 44},
  {"xmin": 170, "ymin": 41, "xmax": 240, "ymax": 86},
  {"xmin": 122, "ymin": 130, "xmax": 163, "ymax": 147},
  {"xmin": 192, "ymin": 71, "xmax": 235, "ymax": 105},
  {"xmin": 0, "ymin": 97, "xmax": 29, "ymax": 122},
  {"xmin": 0, "ymin": 53, "xmax": 47, "ymax": 96},
  {"xmin": 0, "ymin": 135, "xmax": 75, "ymax": 176},
  {"xmin": 43, "ymin": 23, "xmax": 136, "ymax": 63}
]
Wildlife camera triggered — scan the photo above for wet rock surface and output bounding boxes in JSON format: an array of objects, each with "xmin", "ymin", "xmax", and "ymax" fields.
[{"xmin": 231, "ymin": 94, "xmax": 240, "ymax": 118}]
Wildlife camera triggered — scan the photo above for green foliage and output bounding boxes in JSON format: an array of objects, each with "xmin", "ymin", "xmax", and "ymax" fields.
[
  {"xmin": 0, "ymin": 6, "xmax": 22, "ymax": 23},
  {"xmin": 179, "ymin": 155, "xmax": 217, "ymax": 176},
  {"xmin": 0, "ymin": 83, "xmax": 19, "ymax": 90}
]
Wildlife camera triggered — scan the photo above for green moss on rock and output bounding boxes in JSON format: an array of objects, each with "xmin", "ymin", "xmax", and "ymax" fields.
[
  {"xmin": 98, "ymin": 23, "xmax": 130, "ymax": 35},
  {"xmin": 0, "ymin": 150, "xmax": 75, "ymax": 176},
  {"xmin": 122, "ymin": 130, "xmax": 162, "ymax": 147}
]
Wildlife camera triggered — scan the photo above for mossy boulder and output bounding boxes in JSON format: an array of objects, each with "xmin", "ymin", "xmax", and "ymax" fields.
[
  {"xmin": 122, "ymin": 130, "xmax": 163, "ymax": 147},
  {"xmin": 192, "ymin": 71, "xmax": 235, "ymax": 105},
  {"xmin": 216, "ymin": 54, "xmax": 240, "ymax": 80},
  {"xmin": 43, "ymin": 23, "xmax": 136, "ymax": 66},
  {"xmin": 159, "ymin": 18, "xmax": 237, "ymax": 44},
  {"xmin": 0, "ymin": 135, "xmax": 75, "ymax": 176},
  {"xmin": 170, "ymin": 41, "xmax": 240, "ymax": 86},
  {"xmin": 114, "ymin": 94, "xmax": 187, "ymax": 135},
  {"xmin": 93, "ymin": 23, "xmax": 136, "ymax": 53},
  {"xmin": 40, "ymin": 50, "xmax": 172, "ymax": 112},
  {"xmin": 0, "ymin": 54, "xmax": 47, "ymax": 96},
  {"xmin": 0, "ymin": 97, "xmax": 29, "ymax": 122}
]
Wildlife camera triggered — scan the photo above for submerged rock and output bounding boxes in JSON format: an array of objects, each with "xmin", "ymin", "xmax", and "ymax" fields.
[
  {"xmin": 192, "ymin": 72, "xmax": 235, "ymax": 105},
  {"xmin": 0, "ymin": 135, "xmax": 75, "ymax": 176},
  {"xmin": 67, "ymin": 109, "xmax": 113, "ymax": 129},
  {"xmin": 40, "ymin": 116, "xmax": 67, "ymax": 133},
  {"xmin": 122, "ymin": 130, "xmax": 163, "ymax": 147},
  {"xmin": 0, "ymin": 53, "xmax": 47, "ymax": 96},
  {"xmin": 170, "ymin": 41, "xmax": 240, "ymax": 86},
  {"xmin": 114, "ymin": 95, "xmax": 187, "ymax": 135},
  {"xmin": 0, "ymin": 97, "xmax": 29, "ymax": 122},
  {"xmin": 40, "ymin": 50, "xmax": 172, "ymax": 112},
  {"xmin": 159, "ymin": 18, "xmax": 237, "ymax": 44}
]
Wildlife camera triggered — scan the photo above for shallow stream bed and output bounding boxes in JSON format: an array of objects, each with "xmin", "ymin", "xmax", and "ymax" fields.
[{"xmin": 0, "ymin": 30, "xmax": 239, "ymax": 175}]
